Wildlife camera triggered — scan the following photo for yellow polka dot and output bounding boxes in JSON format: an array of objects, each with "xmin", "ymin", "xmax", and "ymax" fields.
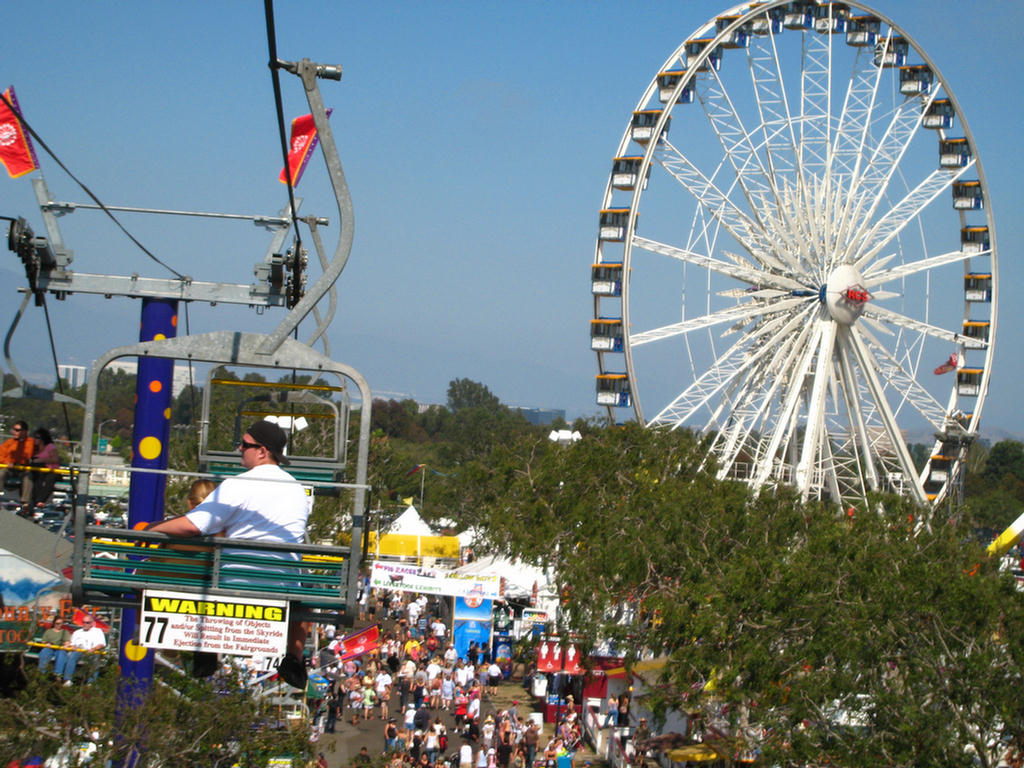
[
  {"xmin": 164, "ymin": 408, "xmax": 171, "ymax": 419},
  {"xmin": 138, "ymin": 436, "xmax": 162, "ymax": 460},
  {"xmin": 153, "ymin": 333, "xmax": 166, "ymax": 341},
  {"xmin": 124, "ymin": 639, "xmax": 148, "ymax": 662}
]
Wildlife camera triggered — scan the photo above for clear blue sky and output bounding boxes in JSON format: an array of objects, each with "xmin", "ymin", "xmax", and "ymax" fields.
[{"xmin": 2, "ymin": 1, "xmax": 1022, "ymax": 434}]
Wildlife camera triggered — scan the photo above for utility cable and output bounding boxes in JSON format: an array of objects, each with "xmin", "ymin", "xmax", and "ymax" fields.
[{"xmin": 0, "ymin": 91, "xmax": 184, "ymax": 279}]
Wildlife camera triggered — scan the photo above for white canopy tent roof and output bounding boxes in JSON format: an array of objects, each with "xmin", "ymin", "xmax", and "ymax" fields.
[
  {"xmin": 453, "ymin": 554, "xmax": 556, "ymax": 604},
  {"xmin": 385, "ymin": 505, "xmax": 435, "ymax": 536}
]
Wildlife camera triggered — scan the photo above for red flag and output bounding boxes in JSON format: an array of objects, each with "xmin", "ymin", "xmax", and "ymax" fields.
[
  {"xmin": 278, "ymin": 109, "xmax": 331, "ymax": 186},
  {"xmin": 339, "ymin": 624, "xmax": 380, "ymax": 660},
  {"xmin": 0, "ymin": 87, "xmax": 39, "ymax": 179}
]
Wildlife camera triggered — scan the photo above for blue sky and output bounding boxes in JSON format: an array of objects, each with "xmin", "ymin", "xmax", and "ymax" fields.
[{"xmin": 2, "ymin": 1, "xmax": 1023, "ymax": 435}]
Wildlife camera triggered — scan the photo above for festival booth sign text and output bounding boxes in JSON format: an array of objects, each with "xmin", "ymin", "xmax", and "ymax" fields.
[{"xmin": 370, "ymin": 561, "xmax": 499, "ymax": 599}]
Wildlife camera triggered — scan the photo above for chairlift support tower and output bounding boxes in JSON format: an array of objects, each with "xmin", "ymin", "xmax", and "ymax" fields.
[{"xmin": 5, "ymin": 57, "xmax": 370, "ymax": 686}]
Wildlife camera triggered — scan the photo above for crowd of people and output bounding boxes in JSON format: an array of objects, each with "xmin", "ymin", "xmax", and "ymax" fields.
[{"xmin": 307, "ymin": 591, "xmax": 585, "ymax": 768}]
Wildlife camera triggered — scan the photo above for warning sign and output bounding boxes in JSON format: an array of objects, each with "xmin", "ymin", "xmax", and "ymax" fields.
[{"xmin": 139, "ymin": 589, "xmax": 289, "ymax": 657}]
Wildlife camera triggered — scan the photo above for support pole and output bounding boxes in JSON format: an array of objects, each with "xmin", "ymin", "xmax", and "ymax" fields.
[{"xmin": 117, "ymin": 299, "xmax": 178, "ymax": 719}]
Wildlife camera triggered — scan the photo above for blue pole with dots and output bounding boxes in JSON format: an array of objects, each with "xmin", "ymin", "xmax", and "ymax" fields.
[{"xmin": 118, "ymin": 298, "xmax": 178, "ymax": 696}]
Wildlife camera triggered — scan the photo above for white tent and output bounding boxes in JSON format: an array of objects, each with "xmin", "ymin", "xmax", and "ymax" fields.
[
  {"xmin": 386, "ymin": 505, "xmax": 435, "ymax": 536},
  {"xmin": 454, "ymin": 554, "xmax": 556, "ymax": 604}
]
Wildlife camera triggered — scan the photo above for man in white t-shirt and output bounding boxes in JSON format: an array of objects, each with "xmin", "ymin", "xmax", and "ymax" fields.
[
  {"xmin": 431, "ymin": 618, "xmax": 446, "ymax": 640},
  {"xmin": 148, "ymin": 420, "xmax": 311, "ymax": 689},
  {"xmin": 426, "ymin": 658, "xmax": 442, "ymax": 681},
  {"xmin": 407, "ymin": 599, "xmax": 421, "ymax": 627},
  {"xmin": 459, "ymin": 740, "xmax": 474, "ymax": 768},
  {"xmin": 456, "ymin": 660, "xmax": 474, "ymax": 688}
]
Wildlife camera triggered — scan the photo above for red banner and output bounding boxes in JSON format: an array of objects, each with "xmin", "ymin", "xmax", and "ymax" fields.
[
  {"xmin": 0, "ymin": 87, "xmax": 39, "ymax": 179},
  {"xmin": 562, "ymin": 644, "xmax": 582, "ymax": 675},
  {"xmin": 338, "ymin": 623, "xmax": 380, "ymax": 660},
  {"xmin": 536, "ymin": 640, "xmax": 584, "ymax": 674},
  {"xmin": 278, "ymin": 109, "xmax": 331, "ymax": 186}
]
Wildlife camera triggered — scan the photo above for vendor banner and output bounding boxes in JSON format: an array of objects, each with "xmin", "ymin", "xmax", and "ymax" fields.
[
  {"xmin": 370, "ymin": 560, "xmax": 499, "ymax": 600},
  {"xmin": 536, "ymin": 639, "xmax": 583, "ymax": 674}
]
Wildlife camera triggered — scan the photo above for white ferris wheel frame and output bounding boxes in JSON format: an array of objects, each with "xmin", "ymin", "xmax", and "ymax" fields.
[{"xmin": 591, "ymin": 0, "xmax": 998, "ymax": 509}]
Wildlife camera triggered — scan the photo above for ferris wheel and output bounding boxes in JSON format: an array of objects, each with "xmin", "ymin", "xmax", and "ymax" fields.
[{"xmin": 591, "ymin": 0, "xmax": 997, "ymax": 509}]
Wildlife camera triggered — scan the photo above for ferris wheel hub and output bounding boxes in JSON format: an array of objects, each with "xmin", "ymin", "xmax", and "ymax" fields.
[{"xmin": 823, "ymin": 263, "xmax": 870, "ymax": 325}]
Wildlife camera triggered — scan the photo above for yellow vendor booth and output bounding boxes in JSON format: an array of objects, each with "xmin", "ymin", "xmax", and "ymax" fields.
[{"xmin": 370, "ymin": 505, "xmax": 460, "ymax": 560}]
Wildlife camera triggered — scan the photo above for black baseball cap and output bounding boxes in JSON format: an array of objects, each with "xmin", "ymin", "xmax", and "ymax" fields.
[{"xmin": 247, "ymin": 420, "xmax": 290, "ymax": 465}]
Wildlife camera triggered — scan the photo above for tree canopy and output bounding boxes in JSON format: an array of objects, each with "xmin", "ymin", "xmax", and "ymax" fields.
[{"xmin": 437, "ymin": 423, "xmax": 1024, "ymax": 767}]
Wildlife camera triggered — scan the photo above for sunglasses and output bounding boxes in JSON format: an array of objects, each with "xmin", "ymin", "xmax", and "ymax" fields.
[{"xmin": 239, "ymin": 440, "xmax": 264, "ymax": 453}]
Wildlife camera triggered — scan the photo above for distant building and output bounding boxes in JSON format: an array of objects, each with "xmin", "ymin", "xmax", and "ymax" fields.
[
  {"xmin": 57, "ymin": 364, "xmax": 87, "ymax": 388},
  {"xmin": 513, "ymin": 407, "xmax": 566, "ymax": 426}
]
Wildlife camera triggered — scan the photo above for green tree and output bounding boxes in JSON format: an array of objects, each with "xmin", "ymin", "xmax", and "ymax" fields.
[
  {"xmin": 446, "ymin": 378, "xmax": 500, "ymax": 412},
  {"xmin": 446, "ymin": 423, "xmax": 1024, "ymax": 767},
  {"xmin": 980, "ymin": 440, "xmax": 1024, "ymax": 489},
  {"xmin": 2, "ymin": 665, "xmax": 311, "ymax": 766}
]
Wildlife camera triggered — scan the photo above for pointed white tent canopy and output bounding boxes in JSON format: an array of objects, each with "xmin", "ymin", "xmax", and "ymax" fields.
[{"xmin": 386, "ymin": 505, "xmax": 435, "ymax": 536}]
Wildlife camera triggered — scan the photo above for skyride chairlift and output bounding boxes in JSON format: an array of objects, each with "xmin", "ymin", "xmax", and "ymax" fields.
[
  {"xmin": 74, "ymin": 339, "xmax": 364, "ymax": 624},
  {"xmin": 6, "ymin": 58, "xmax": 370, "ymax": 628}
]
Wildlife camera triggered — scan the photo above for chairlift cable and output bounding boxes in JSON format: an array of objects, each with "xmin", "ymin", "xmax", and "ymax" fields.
[
  {"xmin": 40, "ymin": 295, "xmax": 78, "ymax": 513},
  {"xmin": 0, "ymin": 91, "xmax": 185, "ymax": 280},
  {"xmin": 263, "ymin": 0, "xmax": 305, "ymax": 309}
]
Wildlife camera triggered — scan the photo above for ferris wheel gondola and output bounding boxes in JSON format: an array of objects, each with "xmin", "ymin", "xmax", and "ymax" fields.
[{"xmin": 591, "ymin": 0, "xmax": 997, "ymax": 510}]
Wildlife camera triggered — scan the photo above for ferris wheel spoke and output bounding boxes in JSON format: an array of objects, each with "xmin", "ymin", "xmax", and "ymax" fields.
[
  {"xmin": 850, "ymin": 164, "xmax": 973, "ymax": 270},
  {"xmin": 712, "ymin": 318, "xmax": 817, "ymax": 479},
  {"xmin": 864, "ymin": 248, "xmax": 983, "ymax": 284},
  {"xmin": 655, "ymin": 139, "xmax": 789, "ymax": 273},
  {"xmin": 750, "ymin": 316, "xmax": 825, "ymax": 488},
  {"xmin": 698, "ymin": 64, "xmax": 780, "ymax": 229},
  {"xmin": 630, "ymin": 296, "xmax": 807, "ymax": 347},
  {"xmin": 855, "ymin": 323, "xmax": 950, "ymax": 430},
  {"xmin": 828, "ymin": 49, "xmax": 889, "ymax": 254},
  {"xmin": 798, "ymin": 21, "xmax": 834, "ymax": 178},
  {"xmin": 632, "ymin": 235, "xmax": 804, "ymax": 292},
  {"xmin": 653, "ymin": 303, "xmax": 816, "ymax": 428},
  {"xmin": 829, "ymin": 47, "xmax": 883, "ymax": 190},
  {"xmin": 861, "ymin": 304, "xmax": 967, "ymax": 347},
  {"xmin": 748, "ymin": 31, "xmax": 801, "ymax": 184},
  {"xmin": 850, "ymin": 93, "xmax": 938, "ymax": 229},
  {"xmin": 795, "ymin": 320, "xmax": 838, "ymax": 499},
  {"xmin": 835, "ymin": 331, "xmax": 879, "ymax": 492},
  {"xmin": 846, "ymin": 326, "xmax": 928, "ymax": 503},
  {"xmin": 817, "ymin": 420, "xmax": 846, "ymax": 503}
]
